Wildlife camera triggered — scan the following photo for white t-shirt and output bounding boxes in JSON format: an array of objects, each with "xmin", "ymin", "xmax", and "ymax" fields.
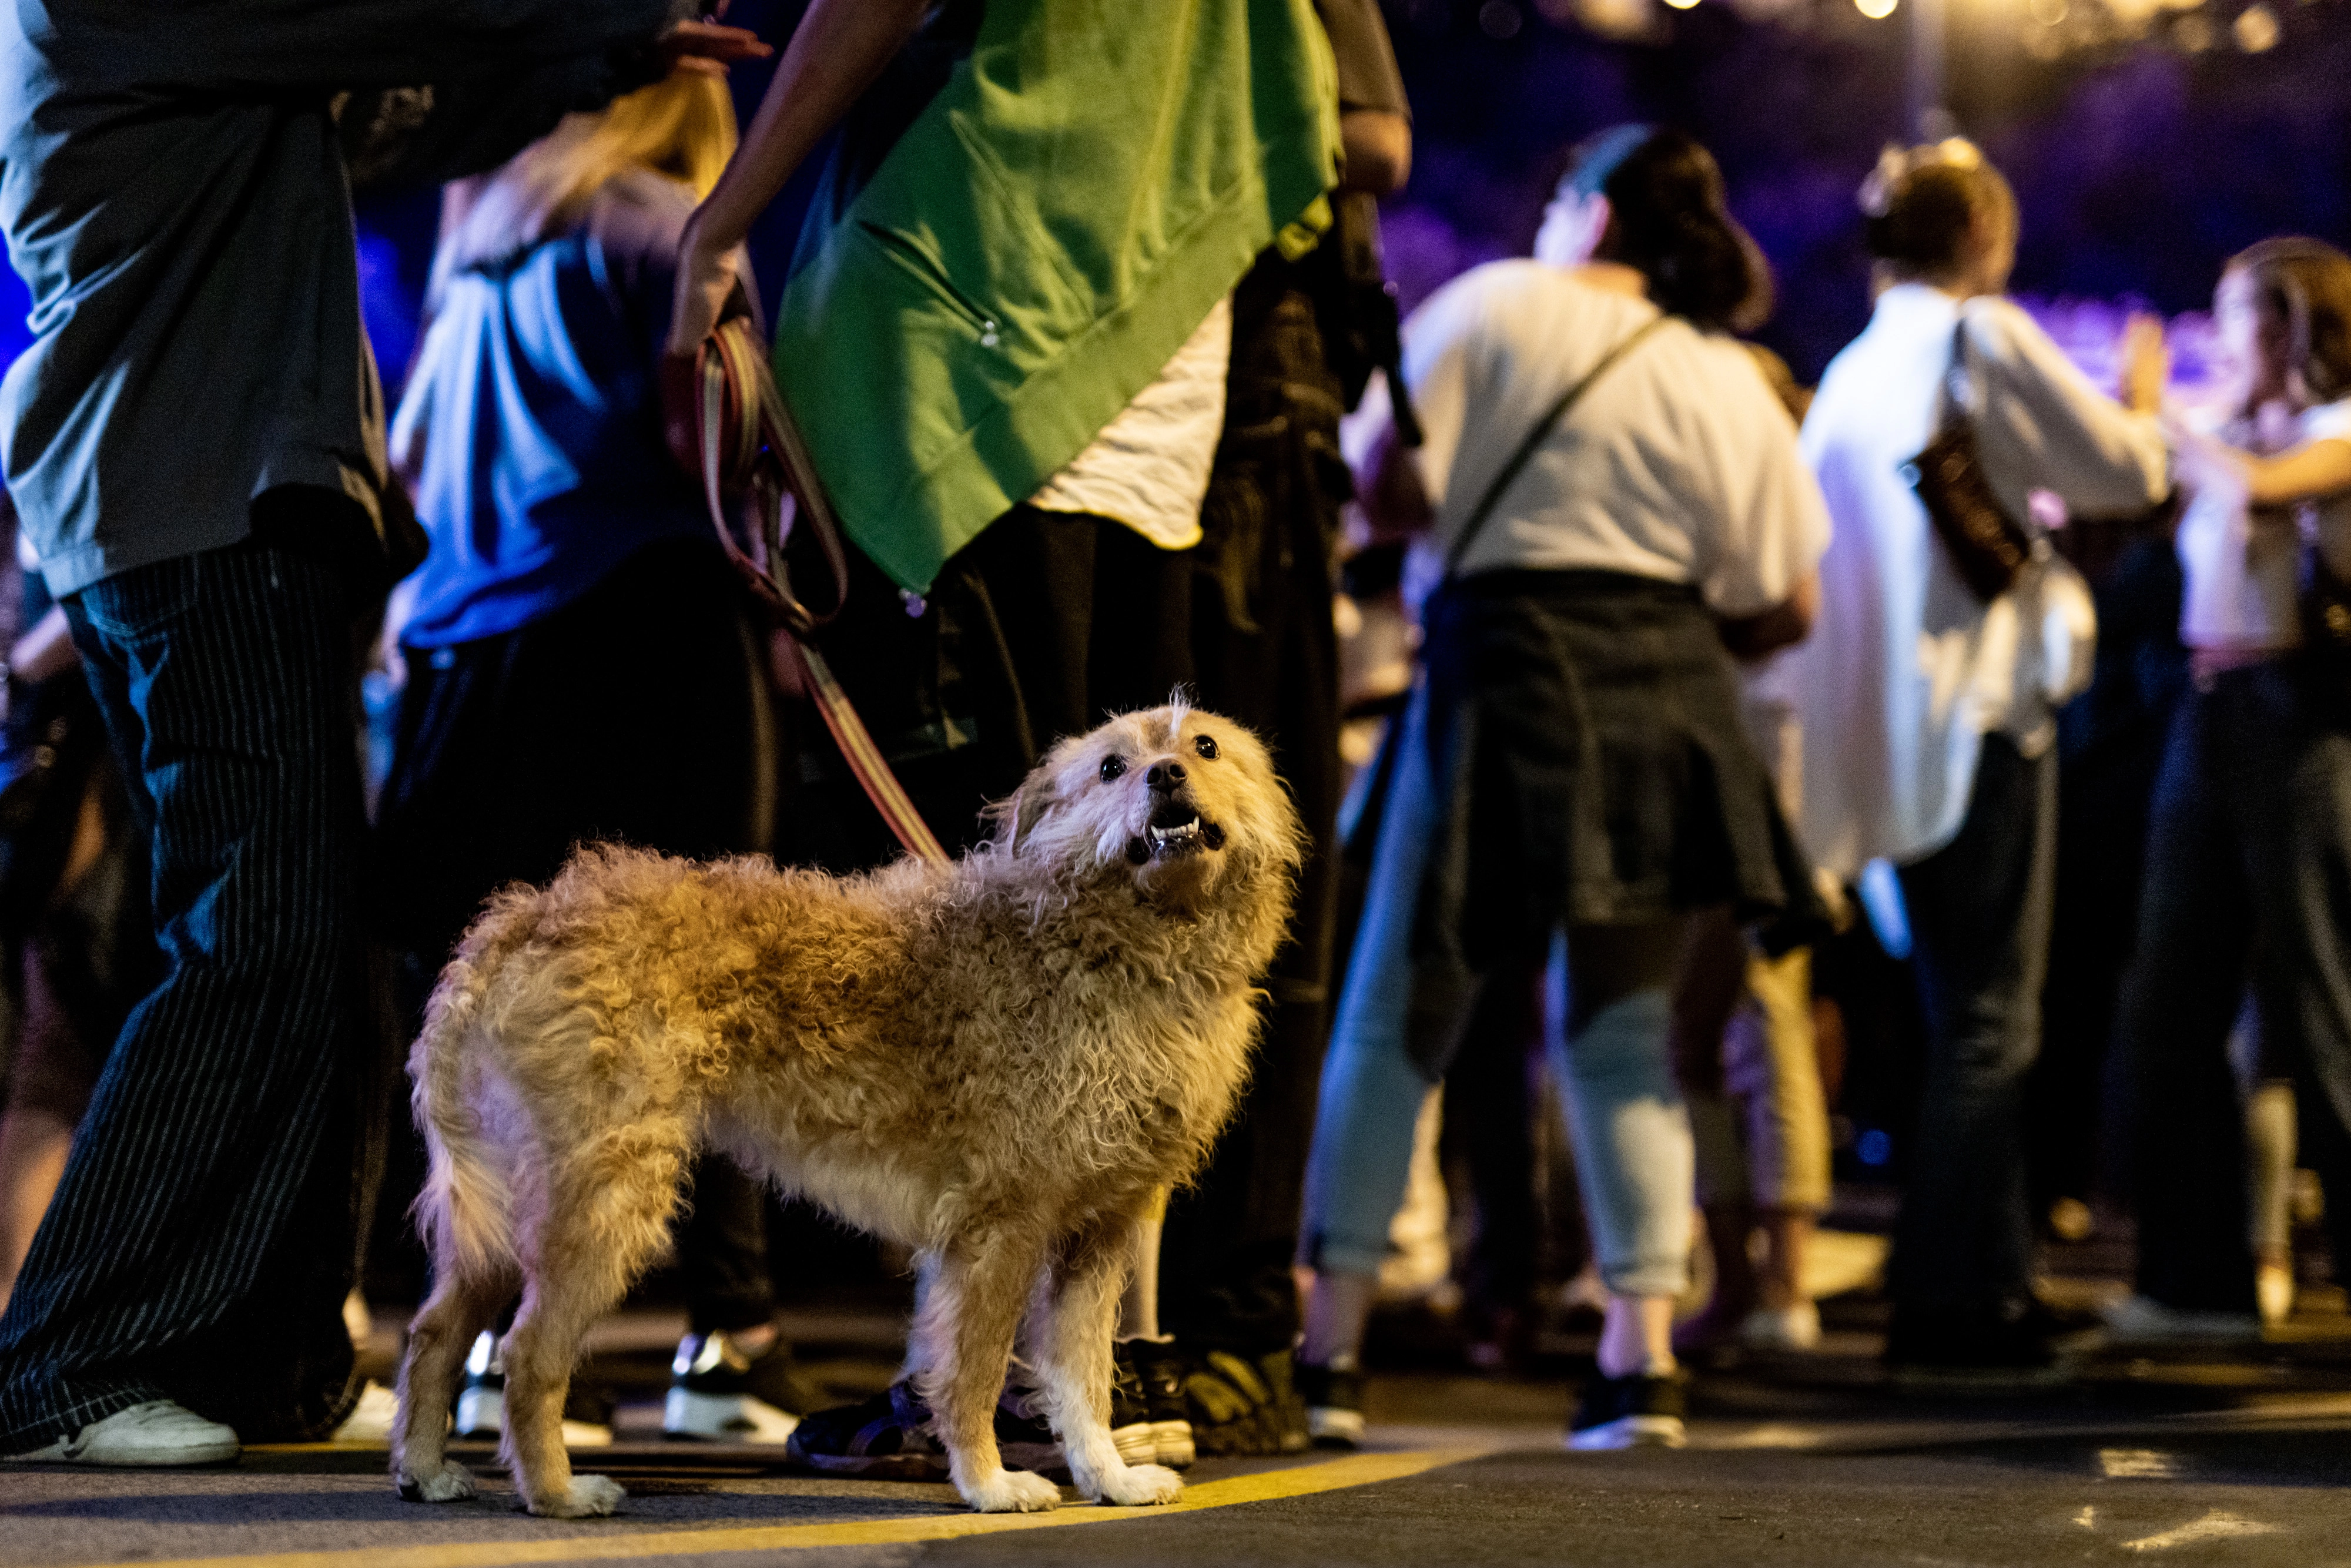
[
  {"xmin": 1028, "ymin": 296, "xmax": 1233, "ymax": 550},
  {"xmin": 1399, "ymin": 260, "xmax": 1830, "ymax": 618},
  {"xmin": 2175, "ymin": 398, "xmax": 2351, "ymax": 651}
]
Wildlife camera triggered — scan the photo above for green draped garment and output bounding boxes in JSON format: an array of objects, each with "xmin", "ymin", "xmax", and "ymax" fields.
[{"xmin": 772, "ymin": 0, "xmax": 1339, "ymax": 593}]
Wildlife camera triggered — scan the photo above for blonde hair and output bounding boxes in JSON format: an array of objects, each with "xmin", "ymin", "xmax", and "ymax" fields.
[{"xmin": 431, "ymin": 71, "xmax": 737, "ymax": 298}]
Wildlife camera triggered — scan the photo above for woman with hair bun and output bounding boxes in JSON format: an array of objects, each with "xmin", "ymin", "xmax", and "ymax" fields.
[
  {"xmin": 2110, "ymin": 237, "xmax": 2351, "ymax": 1343},
  {"xmin": 1776, "ymin": 141, "xmax": 2170, "ymax": 1387},
  {"xmin": 1294, "ymin": 125, "xmax": 1830, "ymax": 1451}
]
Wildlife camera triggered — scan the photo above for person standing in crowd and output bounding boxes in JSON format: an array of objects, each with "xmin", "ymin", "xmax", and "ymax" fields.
[
  {"xmin": 662, "ymin": 0, "xmax": 1342, "ymax": 1473},
  {"xmin": 0, "ymin": 514, "xmax": 157, "ymax": 1316},
  {"xmin": 1148, "ymin": 0, "xmax": 1414, "ymax": 1460},
  {"xmin": 1777, "ymin": 142, "xmax": 2169, "ymax": 1387},
  {"xmin": 1295, "ymin": 126, "xmax": 1830, "ymax": 1452},
  {"xmin": 376, "ymin": 67, "xmax": 816, "ymax": 1447},
  {"xmin": 0, "ymin": 0, "xmax": 763, "ymax": 1467},
  {"xmin": 1676, "ymin": 343, "xmax": 1836, "ymax": 1360},
  {"xmin": 2108, "ymin": 238, "xmax": 2351, "ymax": 1342}
]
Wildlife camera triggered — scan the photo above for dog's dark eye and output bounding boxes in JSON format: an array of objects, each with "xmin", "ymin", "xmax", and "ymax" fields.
[
  {"xmin": 1100, "ymin": 755, "xmax": 1127, "ymax": 783},
  {"xmin": 1194, "ymin": 735, "xmax": 1219, "ymax": 760}
]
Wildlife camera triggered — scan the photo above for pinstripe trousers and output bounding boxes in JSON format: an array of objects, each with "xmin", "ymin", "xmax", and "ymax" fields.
[{"xmin": 0, "ymin": 538, "xmax": 369, "ymax": 1450}]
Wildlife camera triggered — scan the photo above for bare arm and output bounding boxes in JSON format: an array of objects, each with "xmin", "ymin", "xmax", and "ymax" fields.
[
  {"xmin": 2244, "ymin": 438, "xmax": 2351, "ymax": 507},
  {"xmin": 2166, "ymin": 416, "xmax": 2351, "ymax": 510},
  {"xmin": 668, "ymin": 0, "xmax": 932, "ymax": 353},
  {"xmin": 1338, "ymin": 109, "xmax": 1409, "ymax": 195},
  {"xmin": 1716, "ymin": 571, "xmax": 1818, "ymax": 662}
]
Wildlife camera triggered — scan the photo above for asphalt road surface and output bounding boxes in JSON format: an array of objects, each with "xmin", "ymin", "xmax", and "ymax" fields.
[{"xmin": 8, "ymin": 1309, "xmax": 2351, "ymax": 1568}]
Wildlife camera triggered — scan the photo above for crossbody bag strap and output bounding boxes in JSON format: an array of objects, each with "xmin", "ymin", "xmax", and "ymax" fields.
[{"xmin": 1442, "ymin": 313, "xmax": 1671, "ymax": 581}]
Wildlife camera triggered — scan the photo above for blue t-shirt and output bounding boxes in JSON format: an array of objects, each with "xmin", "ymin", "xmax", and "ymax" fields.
[{"xmin": 394, "ymin": 170, "xmax": 712, "ymax": 648}]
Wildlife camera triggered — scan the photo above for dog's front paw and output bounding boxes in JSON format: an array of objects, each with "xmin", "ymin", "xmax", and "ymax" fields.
[
  {"xmin": 962, "ymin": 1469, "xmax": 1063, "ymax": 1513},
  {"xmin": 1091, "ymin": 1461, "xmax": 1184, "ymax": 1508},
  {"xmin": 526, "ymin": 1474, "xmax": 627, "ymax": 1518},
  {"xmin": 395, "ymin": 1460, "xmax": 478, "ymax": 1503}
]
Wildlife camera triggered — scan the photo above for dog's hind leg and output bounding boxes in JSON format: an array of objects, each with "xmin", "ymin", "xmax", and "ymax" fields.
[
  {"xmin": 1031, "ymin": 1215, "xmax": 1183, "ymax": 1507},
  {"xmin": 391, "ymin": 1265, "xmax": 511, "ymax": 1503},
  {"xmin": 501, "ymin": 1157, "xmax": 684, "ymax": 1518},
  {"xmin": 913, "ymin": 1228, "xmax": 1061, "ymax": 1513}
]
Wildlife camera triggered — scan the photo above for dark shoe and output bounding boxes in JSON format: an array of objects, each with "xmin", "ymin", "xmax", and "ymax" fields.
[
  {"xmin": 785, "ymin": 1378, "xmax": 1061, "ymax": 1480},
  {"xmin": 1295, "ymin": 1361, "xmax": 1365, "ymax": 1450},
  {"xmin": 1114, "ymin": 1339, "xmax": 1195, "ymax": 1469},
  {"xmin": 1566, "ymin": 1370, "xmax": 1687, "ymax": 1450},
  {"xmin": 1183, "ymin": 1346, "xmax": 1308, "ymax": 1457},
  {"xmin": 664, "ymin": 1328, "xmax": 823, "ymax": 1444},
  {"xmin": 1884, "ymin": 1305, "xmax": 2082, "ymax": 1392},
  {"xmin": 452, "ymin": 1332, "xmax": 614, "ymax": 1445}
]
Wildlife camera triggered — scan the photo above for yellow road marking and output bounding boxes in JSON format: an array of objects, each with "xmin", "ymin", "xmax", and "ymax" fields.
[{"xmin": 61, "ymin": 1447, "xmax": 1485, "ymax": 1568}]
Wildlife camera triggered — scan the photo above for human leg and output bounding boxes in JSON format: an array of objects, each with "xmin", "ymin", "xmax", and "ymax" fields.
[
  {"xmin": 2271, "ymin": 702, "xmax": 2351, "ymax": 1303},
  {"xmin": 0, "ymin": 535, "xmax": 367, "ymax": 1453},
  {"xmin": 1888, "ymin": 736, "xmax": 2059, "ymax": 1335},
  {"xmin": 2112, "ymin": 689, "xmax": 2260, "ymax": 1321},
  {"xmin": 1549, "ymin": 921, "xmax": 1694, "ymax": 1378}
]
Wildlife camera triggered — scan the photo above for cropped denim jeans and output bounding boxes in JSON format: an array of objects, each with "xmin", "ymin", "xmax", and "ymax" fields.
[{"xmin": 1300, "ymin": 681, "xmax": 1693, "ymax": 1299}]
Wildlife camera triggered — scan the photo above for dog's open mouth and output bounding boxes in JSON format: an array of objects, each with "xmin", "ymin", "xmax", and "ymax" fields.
[{"xmin": 1126, "ymin": 802, "xmax": 1227, "ymax": 865}]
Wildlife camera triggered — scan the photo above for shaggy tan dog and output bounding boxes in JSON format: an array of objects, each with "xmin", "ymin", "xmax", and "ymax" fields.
[{"xmin": 389, "ymin": 703, "xmax": 1299, "ymax": 1517}]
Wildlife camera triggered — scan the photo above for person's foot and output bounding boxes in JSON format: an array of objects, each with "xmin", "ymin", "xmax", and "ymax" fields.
[
  {"xmin": 1739, "ymin": 1301, "xmax": 1822, "ymax": 1352},
  {"xmin": 1113, "ymin": 1339, "xmax": 1194, "ymax": 1469},
  {"xmin": 452, "ymin": 1332, "xmax": 614, "ymax": 1446},
  {"xmin": 1295, "ymin": 1361, "xmax": 1365, "ymax": 1450},
  {"xmin": 329, "ymin": 1381, "xmax": 401, "ymax": 1443},
  {"xmin": 8, "ymin": 1400, "xmax": 240, "ymax": 1466},
  {"xmin": 1181, "ymin": 1346, "xmax": 1307, "ymax": 1457},
  {"xmin": 2101, "ymin": 1294, "xmax": 2264, "ymax": 1347},
  {"xmin": 1884, "ymin": 1305, "xmax": 2082, "ymax": 1392},
  {"xmin": 664, "ymin": 1328, "xmax": 820, "ymax": 1444},
  {"xmin": 1566, "ymin": 1371, "xmax": 1687, "ymax": 1450},
  {"xmin": 783, "ymin": 1379, "xmax": 1060, "ymax": 1480}
]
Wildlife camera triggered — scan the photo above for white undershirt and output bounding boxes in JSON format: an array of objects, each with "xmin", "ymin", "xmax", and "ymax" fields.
[
  {"xmin": 2178, "ymin": 398, "xmax": 2351, "ymax": 651},
  {"xmin": 1028, "ymin": 297, "xmax": 1233, "ymax": 550}
]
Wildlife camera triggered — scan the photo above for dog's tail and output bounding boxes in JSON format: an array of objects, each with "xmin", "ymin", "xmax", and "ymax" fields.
[{"xmin": 409, "ymin": 890, "xmax": 536, "ymax": 1286}]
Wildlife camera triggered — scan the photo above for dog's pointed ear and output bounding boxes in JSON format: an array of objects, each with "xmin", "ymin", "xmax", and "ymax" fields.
[
  {"xmin": 1012, "ymin": 783, "xmax": 1054, "ymax": 851},
  {"xmin": 989, "ymin": 780, "xmax": 1055, "ymax": 853}
]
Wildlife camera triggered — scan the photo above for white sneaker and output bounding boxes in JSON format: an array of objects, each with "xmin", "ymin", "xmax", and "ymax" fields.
[
  {"xmin": 2101, "ymin": 1294, "xmax": 2263, "ymax": 1346},
  {"xmin": 1739, "ymin": 1302, "xmax": 1822, "ymax": 1352},
  {"xmin": 8, "ymin": 1400, "xmax": 239, "ymax": 1466},
  {"xmin": 330, "ymin": 1381, "xmax": 401, "ymax": 1444}
]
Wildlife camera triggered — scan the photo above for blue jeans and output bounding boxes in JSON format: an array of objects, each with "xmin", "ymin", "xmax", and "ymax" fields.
[
  {"xmin": 2116, "ymin": 666, "xmax": 2351, "ymax": 1312},
  {"xmin": 1889, "ymin": 734, "xmax": 2058, "ymax": 1320},
  {"xmin": 1301, "ymin": 682, "xmax": 1693, "ymax": 1298}
]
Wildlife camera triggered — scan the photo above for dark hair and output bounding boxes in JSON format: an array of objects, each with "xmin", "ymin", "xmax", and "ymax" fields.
[
  {"xmin": 1864, "ymin": 147, "xmax": 2016, "ymax": 280},
  {"xmin": 1561, "ymin": 125, "xmax": 1773, "ymax": 334},
  {"xmin": 2226, "ymin": 236, "xmax": 2351, "ymax": 407}
]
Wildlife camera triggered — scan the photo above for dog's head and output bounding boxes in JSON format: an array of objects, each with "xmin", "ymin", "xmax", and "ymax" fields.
[{"xmin": 989, "ymin": 702, "xmax": 1301, "ymax": 916}]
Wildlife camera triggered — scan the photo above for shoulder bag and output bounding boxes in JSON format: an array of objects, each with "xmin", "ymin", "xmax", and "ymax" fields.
[{"xmin": 1905, "ymin": 314, "xmax": 2037, "ymax": 603}]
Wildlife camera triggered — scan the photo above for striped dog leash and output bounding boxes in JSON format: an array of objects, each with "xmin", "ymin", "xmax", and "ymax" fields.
[{"xmin": 685, "ymin": 320, "xmax": 949, "ymax": 866}]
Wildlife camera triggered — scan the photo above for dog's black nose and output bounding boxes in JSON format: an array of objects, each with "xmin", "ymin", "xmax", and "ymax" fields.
[{"xmin": 1147, "ymin": 760, "xmax": 1187, "ymax": 793}]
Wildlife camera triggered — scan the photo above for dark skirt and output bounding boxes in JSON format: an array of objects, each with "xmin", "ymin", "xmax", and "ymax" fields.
[{"xmin": 1416, "ymin": 568, "xmax": 1821, "ymax": 973}]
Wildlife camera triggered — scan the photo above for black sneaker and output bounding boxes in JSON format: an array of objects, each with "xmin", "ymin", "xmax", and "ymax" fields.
[
  {"xmin": 664, "ymin": 1328, "xmax": 823, "ymax": 1444},
  {"xmin": 1183, "ymin": 1346, "xmax": 1308, "ymax": 1457},
  {"xmin": 1566, "ymin": 1371, "xmax": 1687, "ymax": 1450},
  {"xmin": 783, "ymin": 1378, "xmax": 1061, "ymax": 1480},
  {"xmin": 1884, "ymin": 1304, "xmax": 2082, "ymax": 1393},
  {"xmin": 451, "ymin": 1331, "xmax": 614, "ymax": 1446},
  {"xmin": 1113, "ymin": 1339, "xmax": 1195, "ymax": 1469},
  {"xmin": 1295, "ymin": 1361, "xmax": 1365, "ymax": 1450}
]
